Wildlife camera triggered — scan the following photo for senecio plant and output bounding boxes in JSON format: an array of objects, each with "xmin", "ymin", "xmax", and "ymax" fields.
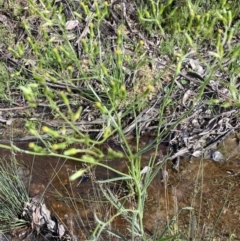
[
  {"xmin": 8, "ymin": 1, "xmax": 162, "ymax": 239},
  {"xmin": 2, "ymin": 0, "xmax": 240, "ymax": 240}
]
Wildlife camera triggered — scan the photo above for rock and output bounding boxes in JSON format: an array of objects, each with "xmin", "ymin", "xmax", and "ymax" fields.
[{"xmin": 212, "ymin": 151, "xmax": 226, "ymax": 163}]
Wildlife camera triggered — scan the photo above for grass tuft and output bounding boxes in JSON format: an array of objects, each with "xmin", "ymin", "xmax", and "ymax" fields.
[{"xmin": 0, "ymin": 158, "xmax": 29, "ymax": 233}]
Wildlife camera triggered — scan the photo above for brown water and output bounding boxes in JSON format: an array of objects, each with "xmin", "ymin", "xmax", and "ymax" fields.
[{"xmin": 1, "ymin": 133, "xmax": 240, "ymax": 240}]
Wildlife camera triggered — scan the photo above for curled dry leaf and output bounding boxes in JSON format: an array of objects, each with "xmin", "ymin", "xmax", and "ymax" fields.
[
  {"xmin": 140, "ymin": 166, "xmax": 150, "ymax": 175},
  {"xmin": 192, "ymin": 119, "xmax": 200, "ymax": 128},
  {"xmin": 24, "ymin": 59, "xmax": 37, "ymax": 67},
  {"xmin": 192, "ymin": 150, "xmax": 203, "ymax": 157},
  {"xmin": 6, "ymin": 118, "xmax": 13, "ymax": 125},
  {"xmin": 189, "ymin": 59, "xmax": 204, "ymax": 75},
  {"xmin": 66, "ymin": 20, "xmax": 79, "ymax": 30},
  {"xmin": 182, "ymin": 89, "xmax": 193, "ymax": 106}
]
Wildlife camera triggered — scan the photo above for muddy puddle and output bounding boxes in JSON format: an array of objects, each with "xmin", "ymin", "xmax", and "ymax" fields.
[{"xmin": 0, "ymin": 133, "xmax": 240, "ymax": 240}]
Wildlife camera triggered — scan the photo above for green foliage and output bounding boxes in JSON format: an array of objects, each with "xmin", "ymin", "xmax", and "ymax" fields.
[
  {"xmin": 1, "ymin": 0, "xmax": 240, "ymax": 239},
  {"xmin": 138, "ymin": 0, "xmax": 240, "ymax": 55}
]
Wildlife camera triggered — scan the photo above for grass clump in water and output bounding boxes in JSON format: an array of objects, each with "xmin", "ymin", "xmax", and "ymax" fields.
[{"xmin": 0, "ymin": 158, "xmax": 29, "ymax": 233}]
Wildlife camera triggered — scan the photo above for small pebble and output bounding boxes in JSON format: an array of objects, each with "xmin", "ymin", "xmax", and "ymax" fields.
[{"xmin": 212, "ymin": 151, "xmax": 225, "ymax": 163}]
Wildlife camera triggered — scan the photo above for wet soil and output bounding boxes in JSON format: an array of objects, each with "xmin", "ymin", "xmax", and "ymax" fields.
[{"xmin": 1, "ymin": 132, "xmax": 240, "ymax": 240}]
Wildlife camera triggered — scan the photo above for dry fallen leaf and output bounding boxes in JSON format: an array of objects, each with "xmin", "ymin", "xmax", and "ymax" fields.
[
  {"xmin": 6, "ymin": 118, "xmax": 13, "ymax": 125},
  {"xmin": 182, "ymin": 89, "xmax": 193, "ymax": 106},
  {"xmin": 192, "ymin": 150, "xmax": 202, "ymax": 157},
  {"xmin": 66, "ymin": 20, "xmax": 79, "ymax": 30},
  {"xmin": 140, "ymin": 166, "xmax": 150, "ymax": 175}
]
